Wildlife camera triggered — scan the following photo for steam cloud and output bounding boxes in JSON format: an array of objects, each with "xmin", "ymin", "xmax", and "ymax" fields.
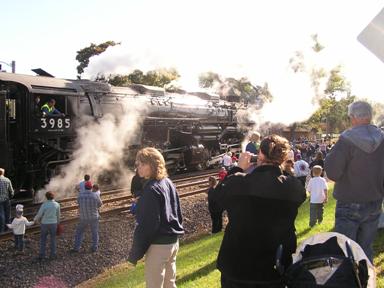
[{"xmin": 35, "ymin": 98, "xmax": 147, "ymax": 202}]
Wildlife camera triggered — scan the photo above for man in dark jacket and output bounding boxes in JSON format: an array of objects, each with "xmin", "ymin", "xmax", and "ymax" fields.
[{"xmin": 325, "ymin": 101, "xmax": 384, "ymax": 262}]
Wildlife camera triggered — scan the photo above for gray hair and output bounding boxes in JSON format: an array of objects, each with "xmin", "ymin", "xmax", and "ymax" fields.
[
  {"xmin": 0, "ymin": 168, "xmax": 4, "ymax": 176},
  {"xmin": 348, "ymin": 101, "xmax": 372, "ymax": 120}
]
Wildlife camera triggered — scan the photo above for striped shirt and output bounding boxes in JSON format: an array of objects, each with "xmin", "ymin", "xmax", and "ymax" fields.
[
  {"xmin": 0, "ymin": 176, "xmax": 14, "ymax": 202},
  {"xmin": 77, "ymin": 191, "xmax": 102, "ymax": 220}
]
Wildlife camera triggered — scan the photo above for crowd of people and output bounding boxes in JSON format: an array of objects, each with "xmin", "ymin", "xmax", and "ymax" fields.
[
  {"xmin": 0, "ymin": 172, "xmax": 103, "ymax": 260},
  {"xmin": 0, "ymin": 100, "xmax": 383, "ymax": 287}
]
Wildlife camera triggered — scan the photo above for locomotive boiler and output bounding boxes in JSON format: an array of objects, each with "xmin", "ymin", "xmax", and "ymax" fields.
[{"xmin": 0, "ymin": 72, "xmax": 245, "ymax": 196}]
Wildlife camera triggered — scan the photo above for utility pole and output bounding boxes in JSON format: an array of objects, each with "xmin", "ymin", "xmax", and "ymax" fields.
[{"xmin": 0, "ymin": 60, "xmax": 16, "ymax": 73}]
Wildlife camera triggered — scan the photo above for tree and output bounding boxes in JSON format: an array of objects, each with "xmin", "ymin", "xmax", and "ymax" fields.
[
  {"xmin": 311, "ymin": 34, "xmax": 324, "ymax": 53},
  {"xmin": 105, "ymin": 68, "xmax": 180, "ymax": 87},
  {"xmin": 76, "ymin": 41, "xmax": 120, "ymax": 78},
  {"xmin": 198, "ymin": 72, "xmax": 272, "ymax": 105}
]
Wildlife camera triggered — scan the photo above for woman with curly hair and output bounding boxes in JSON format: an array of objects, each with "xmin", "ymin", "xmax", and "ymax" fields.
[
  {"xmin": 128, "ymin": 147, "xmax": 184, "ymax": 288},
  {"xmin": 212, "ymin": 135, "xmax": 306, "ymax": 287}
]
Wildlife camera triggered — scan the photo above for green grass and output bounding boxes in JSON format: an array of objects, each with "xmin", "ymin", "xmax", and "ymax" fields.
[{"xmin": 80, "ymin": 183, "xmax": 384, "ymax": 288}]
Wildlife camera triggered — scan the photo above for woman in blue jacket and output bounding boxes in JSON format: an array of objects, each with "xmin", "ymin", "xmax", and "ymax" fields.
[{"xmin": 128, "ymin": 147, "xmax": 184, "ymax": 288}]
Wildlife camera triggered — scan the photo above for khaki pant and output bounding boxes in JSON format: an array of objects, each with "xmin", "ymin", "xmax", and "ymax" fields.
[{"xmin": 145, "ymin": 241, "xmax": 179, "ymax": 288}]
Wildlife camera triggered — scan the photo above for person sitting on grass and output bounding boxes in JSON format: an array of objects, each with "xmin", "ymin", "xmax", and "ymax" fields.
[
  {"xmin": 307, "ymin": 165, "xmax": 328, "ymax": 227},
  {"xmin": 7, "ymin": 204, "xmax": 34, "ymax": 253}
]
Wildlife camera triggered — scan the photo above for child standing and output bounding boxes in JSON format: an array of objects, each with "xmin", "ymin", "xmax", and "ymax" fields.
[
  {"xmin": 7, "ymin": 204, "xmax": 34, "ymax": 252},
  {"xmin": 92, "ymin": 184, "xmax": 101, "ymax": 198},
  {"xmin": 307, "ymin": 165, "xmax": 328, "ymax": 227}
]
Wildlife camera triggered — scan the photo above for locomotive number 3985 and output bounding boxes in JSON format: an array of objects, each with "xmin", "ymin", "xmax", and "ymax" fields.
[{"xmin": 40, "ymin": 118, "xmax": 71, "ymax": 129}]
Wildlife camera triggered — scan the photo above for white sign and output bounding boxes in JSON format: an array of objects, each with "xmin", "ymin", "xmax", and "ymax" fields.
[{"xmin": 358, "ymin": 8, "xmax": 384, "ymax": 63}]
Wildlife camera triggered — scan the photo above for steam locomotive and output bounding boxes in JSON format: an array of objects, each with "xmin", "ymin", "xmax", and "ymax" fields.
[{"xmin": 0, "ymin": 72, "xmax": 246, "ymax": 196}]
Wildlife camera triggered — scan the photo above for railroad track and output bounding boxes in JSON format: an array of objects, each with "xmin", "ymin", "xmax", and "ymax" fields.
[{"xmin": 0, "ymin": 170, "xmax": 218, "ymax": 242}]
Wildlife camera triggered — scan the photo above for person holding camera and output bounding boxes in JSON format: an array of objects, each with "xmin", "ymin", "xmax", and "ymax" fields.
[{"xmin": 212, "ymin": 135, "xmax": 306, "ymax": 287}]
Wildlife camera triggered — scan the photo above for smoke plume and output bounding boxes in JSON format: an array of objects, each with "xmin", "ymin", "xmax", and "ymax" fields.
[{"xmin": 35, "ymin": 98, "xmax": 147, "ymax": 202}]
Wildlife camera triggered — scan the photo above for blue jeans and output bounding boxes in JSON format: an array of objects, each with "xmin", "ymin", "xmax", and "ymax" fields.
[
  {"xmin": 0, "ymin": 200, "xmax": 11, "ymax": 233},
  {"xmin": 40, "ymin": 223, "xmax": 57, "ymax": 257},
  {"xmin": 335, "ymin": 199, "xmax": 382, "ymax": 262},
  {"xmin": 74, "ymin": 218, "xmax": 99, "ymax": 251},
  {"xmin": 15, "ymin": 234, "xmax": 24, "ymax": 251}
]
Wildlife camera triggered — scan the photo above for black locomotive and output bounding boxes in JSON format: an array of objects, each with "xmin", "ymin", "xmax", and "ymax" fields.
[{"xmin": 0, "ymin": 72, "xmax": 245, "ymax": 196}]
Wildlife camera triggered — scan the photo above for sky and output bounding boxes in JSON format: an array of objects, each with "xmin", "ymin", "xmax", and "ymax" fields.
[{"xmin": 2, "ymin": 0, "xmax": 384, "ymax": 123}]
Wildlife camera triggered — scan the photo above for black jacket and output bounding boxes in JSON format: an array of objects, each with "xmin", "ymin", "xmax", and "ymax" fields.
[
  {"xmin": 128, "ymin": 178, "xmax": 184, "ymax": 264},
  {"xmin": 212, "ymin": 165, "xmax": 306, "ymax": 283}
]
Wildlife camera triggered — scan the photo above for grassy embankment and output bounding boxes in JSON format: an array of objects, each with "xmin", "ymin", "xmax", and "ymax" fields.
[{"xmin": 79, "ymin": 183, "xmax": 384, "ymax": 288}]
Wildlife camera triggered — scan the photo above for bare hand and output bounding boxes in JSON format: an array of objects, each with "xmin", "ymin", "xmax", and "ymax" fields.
[{"xmin": 238, "ymin": 152, "xmax": 252, "ymax": 171}]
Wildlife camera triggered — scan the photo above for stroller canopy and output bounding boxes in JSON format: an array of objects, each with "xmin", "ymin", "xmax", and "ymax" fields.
[{"xmin": 286, "ymin": 232, "xmax": 376, "ymax": 288}]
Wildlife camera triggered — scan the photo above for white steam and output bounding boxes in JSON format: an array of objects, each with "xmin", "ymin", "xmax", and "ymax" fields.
[{"xmin": 35, "ymin": 99, "xmax": 147, "ymax": 202}]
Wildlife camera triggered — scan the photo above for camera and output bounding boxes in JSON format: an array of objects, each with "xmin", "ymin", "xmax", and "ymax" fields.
[{"xmin": 250, "ymin": 154, "xmax": 258, "ymax": 163}]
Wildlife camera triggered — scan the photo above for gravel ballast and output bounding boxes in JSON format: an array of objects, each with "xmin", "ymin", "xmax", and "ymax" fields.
[{"xmin": 0, "ymin": 194, "xmax": 214, "ymax": 288}]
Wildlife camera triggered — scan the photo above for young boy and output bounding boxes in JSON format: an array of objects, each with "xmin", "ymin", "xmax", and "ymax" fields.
[
  {"xmin": 307, "ymin": 165, "xmax": 328, "ymax": 227},
  {"xmin": 92, "ymin": 183, "xmax": 101, "ymax": 198},
  {"xmin": 7, "ymin": 204, "xmax": 34, "ymax": 252}
]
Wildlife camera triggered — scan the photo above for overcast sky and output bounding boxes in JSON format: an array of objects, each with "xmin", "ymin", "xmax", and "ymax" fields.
[{"xmin": 2, "ymin": 0, "xmax": 384, "ymax": 122}]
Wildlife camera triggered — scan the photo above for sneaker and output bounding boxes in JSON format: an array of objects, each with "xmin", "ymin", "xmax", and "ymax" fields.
[
  {"xmin": 91, "ymin": 248, "xmax": 98, "ymax": 253},
  {"xmin": 49, "ymin": 255, "xmax": 57, "ymax": 260},
  {"xmin": 69, "ymin": 249, "xmax": 79, "ymax": 254}
]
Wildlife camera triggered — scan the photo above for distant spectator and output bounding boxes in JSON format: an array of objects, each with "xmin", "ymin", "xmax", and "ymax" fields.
[
  {"xmin": 231, "ymin": 153, "xmax": 238, "ymax": 166},
  {"xmin": 325, "ymin": 100, "xmax": 384, "ymax": 262},
  {"xmin": 207, "ymin": 176, "xmax": 223, "ymax": 234},
  {"xmin": 222, "ymin": 152, "xmax": 233, "ymax": 171},
  {"xmin": 71, "ymin": 181, "xmax": 102, "ymax": 253},
  {"xmin": 130, "ymin": 170, "xmax": 145, "ymax": 215},
  {"xmin": 0, "ymin": 168, "xmax": 14, "ymax": 233},
  {"xmin": 218, "ymin": 167, "xmax": 228, "ymax": 181},
  {"xmin": 128, "ymin": 147, "xmax": 184, "ymax": 288},
  {"xmin": 245, "ymin": 132, "xmax": 261, "ymax": 154},
  {"xmin": 77, "ymin": 174, "xmax": 90, "ymax": 194},
  {"xmin": 309, "ymin": 152, "xmax": 325, "ymax": 177},
  {"xmin": 7, "ymin": 204, "xmax": 34, "ymax": 252},
  {"xmin": 319, "ymin": 140, "xmax": 327, "ymax": 157},
  {"xmin": 293, "ymin": 154, "xmax": 310, "ymax": 187},
  {"xmin": 34, "ymin": 191, "xmax": 60, "ymax": 260},
  {"xmin": 307, "ymin": 166, "xmax": 328, "ymax": 227},
  {"xmin": 92, "ymin": 184, "xmax": 101, "ymax": 198}
]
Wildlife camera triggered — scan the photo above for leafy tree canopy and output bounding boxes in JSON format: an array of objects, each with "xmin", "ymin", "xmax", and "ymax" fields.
[
  {"xmin": 198, "ymin": 72, "xmax": 272, "ymax": 105},
  {"xmin": 76, "ymin": 41, "xmax": 120, "ymax": 78},
  {"xmin": 105, "ymin": 68, "xmax": 180, "ymax": 87}
]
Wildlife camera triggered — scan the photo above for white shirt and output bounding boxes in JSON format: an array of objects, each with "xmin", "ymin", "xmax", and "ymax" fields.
[
  {"xmin": 294, "ymin": 160, "xmax": 310, "ymax": 177},
  {"xmin": 222, "ymin": 155, "xmax": 232, "ymax": 167},
  {"xmin": 307, "ymin": 177, "xmax": 328, "ymax": 203},
  {"xmin": 7, "ymin": 216, "xmax": 34, "ymax": 235}
]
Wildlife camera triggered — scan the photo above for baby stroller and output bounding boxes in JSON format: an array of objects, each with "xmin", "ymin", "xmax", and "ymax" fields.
[{"xmin": 279, "ymin": 232, "xmax": 376, "ymax": 288}]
